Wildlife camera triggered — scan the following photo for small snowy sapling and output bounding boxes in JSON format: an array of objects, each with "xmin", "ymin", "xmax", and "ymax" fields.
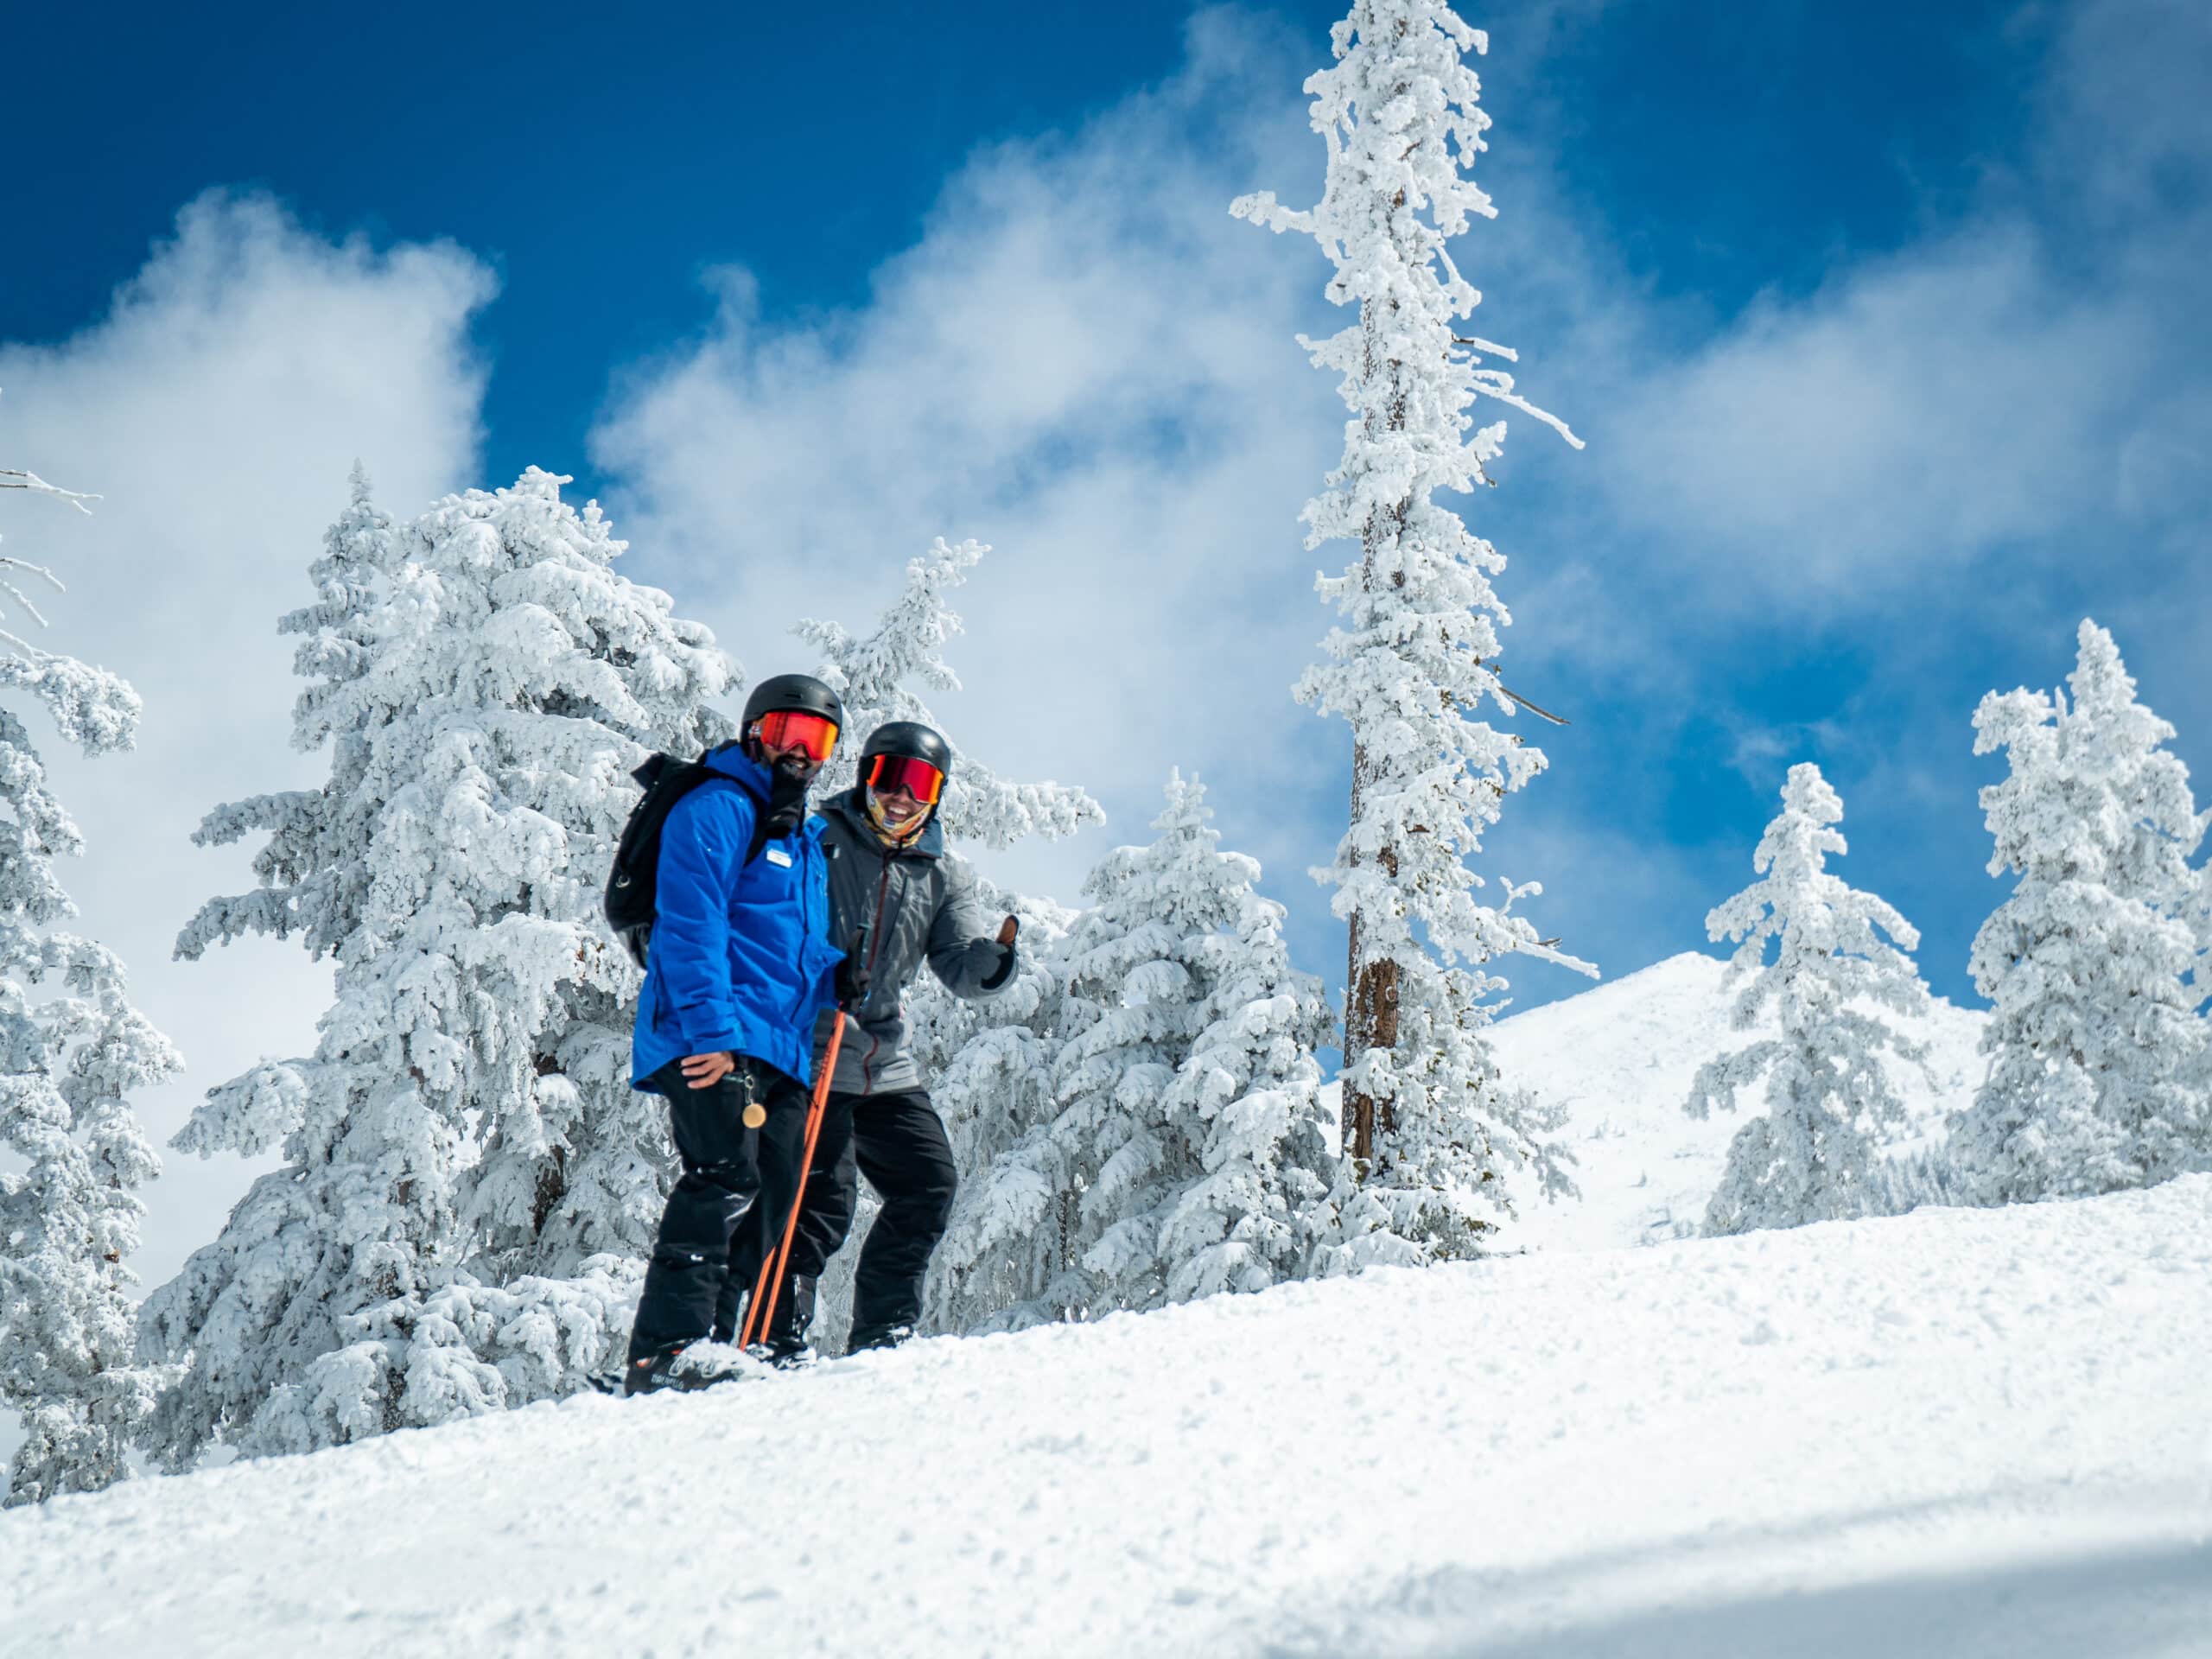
[{"xmin": 1687, "ymin": 763, "xmax": 1931, "ymax": 1235}]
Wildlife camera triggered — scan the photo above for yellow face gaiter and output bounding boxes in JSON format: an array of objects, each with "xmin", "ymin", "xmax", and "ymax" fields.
[{"xmin": 865, "ymin": 789, "xmax": 931, "ymax": 849}]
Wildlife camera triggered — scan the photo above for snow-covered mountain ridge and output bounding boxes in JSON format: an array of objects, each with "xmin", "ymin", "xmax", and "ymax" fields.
[
  {"xmin": 1484, "ymin": 950, "xmax": 1986, "ymax": 1253},
  {"xmin": 5, "ymin": 1174, "xmax": 2206, "ymax": 1657}
]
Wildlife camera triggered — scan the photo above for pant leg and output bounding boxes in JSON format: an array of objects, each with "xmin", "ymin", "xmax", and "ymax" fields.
[
  {"xmin": 629, "ymin": 1058, "xmax": 772, "ymax": 1361},
  {"xmin": 716, "ymin": 1092, "xmax": 854, "ymax": 1353},
  {"xmin": 849, "ymin": 1090, "xmax": 958, "ymax": 1338},
  {"xmin": 788, "ymin": 1092, "xmax": 862, "ymax": 1281},
  {"xmin": 705, "ymin": 1068, "xmax": 812, "ymax": 1342}
]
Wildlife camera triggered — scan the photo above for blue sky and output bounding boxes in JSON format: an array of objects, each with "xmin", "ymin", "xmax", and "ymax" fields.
[
  {"xmin": 10, "ymin": 1, "xmax": 2044, "ymax": 494},
  {"xmin": 3, "ymin": 0, "xmax": 2208, "ymax": 1138}
]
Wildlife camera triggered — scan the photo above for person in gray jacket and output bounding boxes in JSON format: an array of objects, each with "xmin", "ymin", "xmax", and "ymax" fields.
[{"xmin": 722, "ymin": 720, "xmax": 1018, "ymax": 1357}]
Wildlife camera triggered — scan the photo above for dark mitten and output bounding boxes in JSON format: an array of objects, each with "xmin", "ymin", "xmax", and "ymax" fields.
[
  {"xmin": 835, "ymin": 936, "xmax": 872, "ymax": 1008},
  {"xmin": 831, "ymin": 955, "xmax": 867, "ymax": 1008}
]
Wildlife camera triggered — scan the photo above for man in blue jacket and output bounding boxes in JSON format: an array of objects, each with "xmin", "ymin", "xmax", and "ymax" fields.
[{"xmin": 622, "ymin": 672, "xmax": 847, "ymax": 1395}]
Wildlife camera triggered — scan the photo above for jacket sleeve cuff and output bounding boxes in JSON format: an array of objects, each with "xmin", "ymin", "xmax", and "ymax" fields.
[{"xmin": 673, "ymin": 1024, "xmax": 746, "ymax": 1058}]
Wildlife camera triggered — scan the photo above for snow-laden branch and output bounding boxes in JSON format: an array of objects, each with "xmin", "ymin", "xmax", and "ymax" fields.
[{"xmin": 0, "ymin": 469, "xmax": 99, "ymax": 512}]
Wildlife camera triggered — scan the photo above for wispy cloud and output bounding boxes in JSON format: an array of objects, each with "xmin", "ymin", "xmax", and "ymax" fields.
[
  {"xmin": 1, "ymin": 190, "xmax": 495, "ymax": 1287},
  {"xmin": 590, "ymin": 0, "xmax": 2210, "ymax": 1020}
]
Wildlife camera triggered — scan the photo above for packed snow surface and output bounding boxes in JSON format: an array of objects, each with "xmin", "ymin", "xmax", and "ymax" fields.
[{"xmin": 5, "ymin": 1176, "xmax": 2207, "ymax": 1657}]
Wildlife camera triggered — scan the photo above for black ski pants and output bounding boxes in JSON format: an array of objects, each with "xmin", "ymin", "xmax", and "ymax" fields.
[
  {"xmin": 726, "ymin": 1089, "xmax": 957, "ymax": 1344},
  {"xmin": 628, "ymin": 1057, "xmax": 810, "ymax": 1363}
]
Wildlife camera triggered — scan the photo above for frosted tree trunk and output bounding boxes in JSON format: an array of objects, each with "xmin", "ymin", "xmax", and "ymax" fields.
[{"xmin": 1234, "ymin": 1, "xmax": 1593, "ymax": 1262}]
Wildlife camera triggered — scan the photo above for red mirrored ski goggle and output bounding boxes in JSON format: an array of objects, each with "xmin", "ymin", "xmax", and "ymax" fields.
[
  {"xmin": 866, "ymin": 753, "xmax": 946, "ymax": 805},
  {"xmin": 751, "ymin": 709, "xmax": 841, "ymax": 764}
]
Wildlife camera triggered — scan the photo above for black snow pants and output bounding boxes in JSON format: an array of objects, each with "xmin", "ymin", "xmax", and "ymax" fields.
[
  {"xmin": 725, "ymin": 1089, "xmax": 957, "ymax": 1347},
  {"xmin": 627, "ymin": 1057, "xmax": 810, "ymax": 1363}
]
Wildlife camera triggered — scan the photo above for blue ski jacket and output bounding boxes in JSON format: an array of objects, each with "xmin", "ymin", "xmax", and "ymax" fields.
[{"xmin": 631, "ymin": 745, "xmax": 842, "ymax": 1090}]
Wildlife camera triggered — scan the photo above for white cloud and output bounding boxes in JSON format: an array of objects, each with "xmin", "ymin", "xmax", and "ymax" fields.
[
  {"xmin": 1, "ymin": 191, "xmax": 493, "ymax": 1295},
  {"xmin": 593, "ymin": 9, "xmax": 1370, "ymax": 911},
  {"xmin": 1569, "ymin": 0, "xmax": 2210, "ymax": 618},
  {"xmin": 1599, "ymin": 227, "xmax": 2160, "ymax": 591}
]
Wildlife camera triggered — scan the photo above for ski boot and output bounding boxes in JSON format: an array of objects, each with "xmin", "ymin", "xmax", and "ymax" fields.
[
  {"xmin": 752, "ymin": 1274, "xmax": 820, "ymax": 1370},
  {"xmin": 607, "ymin": 1338, "xmax": 760, "ymax": 1396}
]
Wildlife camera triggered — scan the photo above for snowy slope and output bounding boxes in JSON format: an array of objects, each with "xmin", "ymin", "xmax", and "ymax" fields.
[
  {"xmin": 0, "ymin": 952, "xmax": 1973, "ymax": 1476},
  {"xmin": 1481, "ymin": 951, "xmax": 1986, "ymax": 1253},
  {"xmin": 5, "ymin": 1178, "xmax": 2207, "ymax": 1658}
]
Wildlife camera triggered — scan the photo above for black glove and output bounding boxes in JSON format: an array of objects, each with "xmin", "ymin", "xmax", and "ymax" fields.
[
  {"xmin": 835, "ymin": 925, "xmax": 873, "ymax": 1009},
  {"xmin": 836, "ymin": 955, "xmax": 872, "ymax": 1009}
]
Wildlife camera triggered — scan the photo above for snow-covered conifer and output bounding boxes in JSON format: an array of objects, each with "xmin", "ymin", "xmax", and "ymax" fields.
[
  {"xmin": 938, "ymin": 775, "xmax": 1336, "ymax": 1328},
  {"xmin": 1232, "ymin": 0, "xmax": 1592, "ymax": 1265},
  {"xmin": 1687, "ymin": 764, "xmax": 1931, "ymax": 1235},
  {"xmin": 1951, "ymin": 621, "xmax": 2210, "ymax": 1204},
  {"xmin": 144, "ymin": 468, "xmax": 733, "ymax": 1464},
  {"xmin": 796, "ymin": 536, "xmax": 1102, "ymax": 850},
  {"xmin": 0, "ymin": 428, "xmax": 181, "ymax": 1505},
  {"xmin": 915, "ymin": 894, "xmax": 1081, "ymax": 1338}
]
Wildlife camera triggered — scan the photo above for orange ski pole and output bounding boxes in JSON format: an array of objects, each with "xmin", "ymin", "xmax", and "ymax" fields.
[{"xmin": 741, "ymin": 1009, "xmax": 846, "ymax": 1349}]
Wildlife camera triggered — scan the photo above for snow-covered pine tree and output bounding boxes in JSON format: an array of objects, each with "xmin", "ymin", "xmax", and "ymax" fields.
[
  {"xmin": 144, "ymin": 467, "xmax": 733, "ymax": 1464},
  {"xmin": 792, "ymin": 538, "xmax": 1103, "ymax": 1344},
  {"xmin": 1950, "ymin": 620, "xmax": 2210, "ymax": 1204},
  {"xmin": 1686, "ymin": 763, "xmax": 1931, "ymax": 1235},
  {"xmin": 797, "ymin": 537, "xmax": 1102, "ymax": 851},
  {"xmin": 938, "ymin": 775, "xmax": 1337, "ymax": 1329},
  {"xmin": 0, "ymin": 429, "xmax": 182, "ymax": 1505},
  {"xmin": 918, "ymin": 893, "xmax": 1079, "ymax": 1337},
  {"xmin": 1232, "ymin": 0, "xmax": 1592, "ymax": 1265}
]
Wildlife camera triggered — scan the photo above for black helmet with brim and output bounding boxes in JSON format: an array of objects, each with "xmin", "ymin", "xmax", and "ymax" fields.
[
  {"xmin": 859, "ymin": 720, "xmax": 952, "ymax": 778},
  {"xmin": 741, "ymin": 672, "xmax": 846, "ymax": 737}
]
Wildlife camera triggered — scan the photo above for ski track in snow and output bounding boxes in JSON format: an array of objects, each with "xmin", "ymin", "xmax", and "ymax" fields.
[{"xmin": 4, "ymin": 1176, "xmax": 2209, "ymax": 1657}]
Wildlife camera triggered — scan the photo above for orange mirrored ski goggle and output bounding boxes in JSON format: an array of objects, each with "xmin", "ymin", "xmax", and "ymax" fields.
[
  {"xmin": 751, "ymin": 709, "xmax": 841, "ymax": 764},
  {"xmin": 866, "ymin": 753, "xmax": 946, "ymax": 805}
]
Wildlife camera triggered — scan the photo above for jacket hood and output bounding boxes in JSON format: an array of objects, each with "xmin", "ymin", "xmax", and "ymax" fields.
[{"xmin": 828, "ymin": 785, "xmax": 944, "ymax": 859}]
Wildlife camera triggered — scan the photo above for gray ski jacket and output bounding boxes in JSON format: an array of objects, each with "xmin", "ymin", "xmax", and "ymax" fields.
[{"xmin": 810, "ymin": 788, "xmax": 1018, "ymax": 1096}]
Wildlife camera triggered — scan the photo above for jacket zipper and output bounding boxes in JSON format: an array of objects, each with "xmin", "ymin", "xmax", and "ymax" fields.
[{"xmin": 857, "ymin": 851, "xmax": 899, "ymax": 1094}]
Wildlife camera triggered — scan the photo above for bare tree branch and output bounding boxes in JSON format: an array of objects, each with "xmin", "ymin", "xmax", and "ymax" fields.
[{"xmin": 0, "ymin": 469, "xmax": 99, "ymax": 513}]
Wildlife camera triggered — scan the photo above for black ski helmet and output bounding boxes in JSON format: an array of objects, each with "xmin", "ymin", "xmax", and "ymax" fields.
[
  {"xmin": 740, "ymin": 672, "xmax": 846, "ymax": 741},
  {"xmin": 860, "ymin": 721, "xmax": 953, "ymax": 781}
]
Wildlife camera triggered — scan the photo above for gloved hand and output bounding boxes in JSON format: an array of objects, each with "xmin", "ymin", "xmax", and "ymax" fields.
[
  {"xmin": 982, "ymin": 916, "xmax": 1020, "ymax": 992},
  {"xmin": 835, "ymin": 945, "xmax": 872, "ymax": 1010}
]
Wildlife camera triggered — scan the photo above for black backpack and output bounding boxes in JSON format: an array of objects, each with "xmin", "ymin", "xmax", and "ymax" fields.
[{"xmin": 605, "ymin": 753, "xmax": 773, "ymax": 967}]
